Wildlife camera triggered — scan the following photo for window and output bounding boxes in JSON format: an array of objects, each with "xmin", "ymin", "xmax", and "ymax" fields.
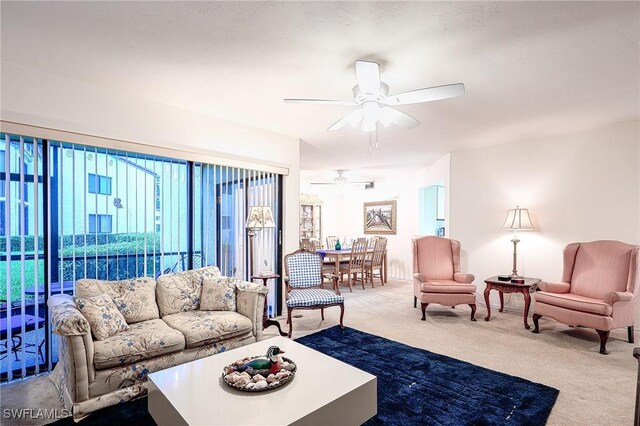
[
  {"xmin": 1, "ymin": 132, "xmax": 283, "ymax": 384},
  {"xmin": 88, "ymin": 173, "xmax": 112, "ymax": 195},
  {"xmin": 88, "ymin": 214, "xmax": 112, "ymax": 233}
]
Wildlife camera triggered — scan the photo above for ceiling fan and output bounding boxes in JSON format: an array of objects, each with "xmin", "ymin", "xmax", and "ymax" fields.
[
  {"xmin": 284, "ymin": 60, "xmax": 465, "ymax": 132},
  {"xmin": 310, "ymin": 170, "xmax": 374, "ymax": 188}
]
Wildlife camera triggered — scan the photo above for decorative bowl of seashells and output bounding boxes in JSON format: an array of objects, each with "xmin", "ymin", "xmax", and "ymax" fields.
[{"xmin": 221, "ymin": 346, "xmax": 297, "ymax": 392}]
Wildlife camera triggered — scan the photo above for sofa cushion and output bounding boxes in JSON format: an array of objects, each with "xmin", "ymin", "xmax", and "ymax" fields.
[
  {"xmin": 200, "ymin": 277, "xmax": 238, "ymax": 311},
  {"xmin": 420, "ymin": 280, "xmax": 476, "ymax": 294},
  {"xmin": 75, "ymin": 293, "xmax": 129, "ymax": 341},
  {"xmin": 162, "ymin": 310, "xmax": 252, "ymax": 349},
  {"xmin": 156, "ymin": 266, "xmax": 221, "ymax": 316},
  {"xmin": 76, "ymin": 277, "xmax": 159, "ymax": 324},
  {"xmin": 534, "ymin": 292, "xmax": 613, "ymax": 316},
  {"xmin": 93, "ymin": 319, "xmax": 185, "ymax": 369}
]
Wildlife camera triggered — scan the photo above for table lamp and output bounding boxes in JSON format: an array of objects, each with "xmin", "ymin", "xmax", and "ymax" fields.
[
  {"xmin": 246, "ymin": 206, "xmax": 276, "ymax": 277},
  {"xmin": 501, "ymin": 206, "xmax": 535, "ymax": 278}
]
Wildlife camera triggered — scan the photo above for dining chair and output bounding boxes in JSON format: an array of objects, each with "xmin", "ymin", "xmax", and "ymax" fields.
[
  {"xmin": 365, "ymin": 237, "xmax": 387, "ymax": 287},
  {"xmin": 284, "ymin": 249, "xmax": 344, "ymax": 337},
  {"xmin": 339, "ymin": 238, "xmax": 369, "ymax": 291},
  {"xmin": 300, "ymin": 239, "xmax": 319, "ymax": 251},
  {"xmin": 326, "ymin": 236, "xmax": 338, "ymax": 250}
]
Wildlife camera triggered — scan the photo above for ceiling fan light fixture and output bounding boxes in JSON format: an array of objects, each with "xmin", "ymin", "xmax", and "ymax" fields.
[{"xmin": 361, "ymin": 101, "xmax": 381, "ymax": 132}]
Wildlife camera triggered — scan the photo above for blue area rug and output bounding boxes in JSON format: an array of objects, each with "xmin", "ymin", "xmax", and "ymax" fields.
[{"xmin": 296, "ymin": 326, "xmax": 559, "ymax": 426}]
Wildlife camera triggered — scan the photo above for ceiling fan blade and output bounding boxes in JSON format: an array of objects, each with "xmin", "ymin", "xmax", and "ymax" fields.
[
  {"xmin": 328, "ymin": 109, "xmax": 364, "ymax": 130},
  {"xmin": 309, "ymin": 182, "xmax": 335, "ymax": 185},
  {"xmin": 384, "ymin": 83, "xmax": 465, "ymax": 106},
  {"xmin": 284, "ymin": 99, "xmax": 357, "ymax": 106},
  {"xmin": 355, "ymin": 60, "xmax": 381, "ymax": 95},
  {"xmin": 380, "ymin": 107, "xmax": 421, "ymax": 129}
]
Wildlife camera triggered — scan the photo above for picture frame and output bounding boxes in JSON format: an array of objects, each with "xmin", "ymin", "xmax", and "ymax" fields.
[{"xmin": 363, "ymin": 200, "xmax": 397, "ymax": 235}]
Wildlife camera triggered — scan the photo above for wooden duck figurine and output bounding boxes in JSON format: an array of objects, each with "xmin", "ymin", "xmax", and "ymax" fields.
[{"xmin": 224, "ymin": 346, "xmax": 285, "ymax": 376}]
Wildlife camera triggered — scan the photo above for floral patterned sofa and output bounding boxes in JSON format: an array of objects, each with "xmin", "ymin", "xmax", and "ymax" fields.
[{"xmin": 47, "ymin": 266, "xmax": 268, "ymax": 421}]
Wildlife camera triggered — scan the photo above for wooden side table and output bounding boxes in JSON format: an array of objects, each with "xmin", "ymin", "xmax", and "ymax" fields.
[
  {"xmin": 483, "ymin": 276, "xmax": 541, "ymax": 329},
  {"xmin": 251, "ymin": 274, "xmax": 287, "ymax": 337}
]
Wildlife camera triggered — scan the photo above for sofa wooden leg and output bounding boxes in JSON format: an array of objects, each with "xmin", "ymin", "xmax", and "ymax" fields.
[
  {"xmin": 596, "ymin": 329, "xmax": 610, "ymax": 355},
  {"xmin": 287, "ymin": 308, "xmax": 294, "ymax": 338},
  {"xmin": 414, "ymin": 296, "xmax": 417, "ymax": 308},
  {"xmin": 469, "ymin": 304, "xmax": 477, "ymax": 321},
  {"xmin": 339, "ymin": 304, "xmax": 345, "ymax": 329},
  {"xmin": 421, "ymin": 303, "xmax": 428, "ymax": 321},
  {"xmin": 532, "ymin": 313, "xmax": 542, "ymax": 333},
  {"xmin": 321, "ymin": 307, "xmax": 325, "ymax": 321},
  {"xmin": 629, "ymin": 326, "xmax": 635, "ymax": 344}
]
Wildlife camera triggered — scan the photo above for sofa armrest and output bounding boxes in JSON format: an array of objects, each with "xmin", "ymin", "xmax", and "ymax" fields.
[
  {"xmin": 454, "ymin": 273, "xmax": 475, "ymax": 284},
  {"xmin": 48, "ymin": 294, "xmax": 95, "ymax": 407},
  {"xmin": 48, "ymin": 294, "xmax": 90, "ymax": 336},
  {"xmin": 604, "ymin": 291, "xmax": 634, "ymax": 305},
  {"xmin": 413, "ymin": 273, "xmax": 426, "ymax": 282},
  {"xmin": 538, "ymin": 281, "xmax": 571, "ymax": 294},
  {"xmin": 236, "ymin": 281, "xmax": 268, "ymax": 340}
]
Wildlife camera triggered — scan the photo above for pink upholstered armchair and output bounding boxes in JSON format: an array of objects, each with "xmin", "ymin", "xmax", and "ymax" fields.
[
  {"xmin": 533, "ymin": 240, "xmax": 639, "ymax": 354},
  {"xmin": 412, "ymin": 236, "xmax": 477, "ymax": 322}
]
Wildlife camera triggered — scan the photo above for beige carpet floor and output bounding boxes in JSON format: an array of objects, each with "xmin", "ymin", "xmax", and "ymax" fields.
[{"xmin": 1, "ymin": 279, "xmax": 636, "ymax": 425}]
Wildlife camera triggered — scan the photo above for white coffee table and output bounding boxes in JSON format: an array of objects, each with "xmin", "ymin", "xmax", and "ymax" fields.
[{"xmin": 148, "ymin": 336, "xmax": 377, "ymax": 425}]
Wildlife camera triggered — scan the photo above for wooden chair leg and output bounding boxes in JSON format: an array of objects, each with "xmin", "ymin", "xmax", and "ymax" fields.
[
  {"xmin": 361, "ymin": 271, "xmax": 366, "ymax": 290},
  {"xmin": 333, "ymin": 276, "xmax": 340, "ymax": 295},
  {"xmin": 421, "ymin": 303, "xmax": 428, "ymax": 321},
  {"xmin": 469, "ymin": 304, "xmax": 477, "ymax": 321},
  {"xmin": 339, "ymin": 303, "xmax": 345, "ymax": 329},
  {"xmin": 321, "ymin": 307, "xmax": 325, "ymax": 321},
  {"xmin": 414, "ymin": 296, "xmax": 417, "ymax": 308},
  {"xmin": 532, "ymin": 313, "xmax": 542, "ymax": 333},
  {"xmin": 596, "ymin": 329, "xmax": 610, "ymax": 355},
  {"xmin": 347, "ymin": 272, "xmax": 353, "ymax": 292},
  {"xmin": 629, "ymin": 326, "xmax": 635, "ymax": 344},
  {"xmin": 287, "ymin": 308, "xmax": 294, "ymax": 338}
]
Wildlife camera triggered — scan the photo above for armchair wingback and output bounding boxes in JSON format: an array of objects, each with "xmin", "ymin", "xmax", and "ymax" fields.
[
  {"xmin": 533, "ymin": 240, "xmax": 640, "ymax": 354},
  {"xmin": 412, "ymin": 236, "xmax": 477, "ymax": 322}
]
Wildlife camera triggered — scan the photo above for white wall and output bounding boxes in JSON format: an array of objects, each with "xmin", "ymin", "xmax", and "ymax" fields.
[
  {"xmin": 301, "ymin": 172, "xmax": 419, "ymax": 281},
  {"xmin": 1, "ymin": 62, "xmax": 301, "ymax": 268},
  {"xmin": 449, "ymin": 120, "xmax": 640, "ymax": 310}
]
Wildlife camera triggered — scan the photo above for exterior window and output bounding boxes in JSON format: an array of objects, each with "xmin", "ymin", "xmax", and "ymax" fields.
[
  {"xmin": 88, "ymin": 214, "xmax": 112, "ymax": 233},
  {"xmin": 88, "ymin": 173, "xmax": 112, "ymax": 195}
]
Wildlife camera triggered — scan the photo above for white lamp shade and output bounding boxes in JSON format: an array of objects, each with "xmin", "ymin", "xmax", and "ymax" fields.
[
  {"xmin": 501, "ymin": 206, "xmax": 535, "ymax": 231},
  {"xmin": 246, "ymin": 206, "xmax": 276, "ymax": 230}
]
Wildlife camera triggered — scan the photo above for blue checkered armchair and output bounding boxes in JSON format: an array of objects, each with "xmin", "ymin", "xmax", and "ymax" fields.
[{"xmin": 284, "ymin": 249, "xmax": 345, "ymax": 337}]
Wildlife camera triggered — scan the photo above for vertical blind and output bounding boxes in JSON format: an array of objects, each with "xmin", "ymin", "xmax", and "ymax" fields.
[
  {"xmin": 197, "ymin": 164, "xmax": 280, "ymax": 316},
  {"xmin": 0, "ymin": 133, "xmax": 283, "ymax": 382}
]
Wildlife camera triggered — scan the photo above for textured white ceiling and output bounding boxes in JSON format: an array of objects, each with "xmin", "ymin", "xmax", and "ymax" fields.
[{"xmin": 2, "ymin": 2, "xmax": 638, "ymax": 174}]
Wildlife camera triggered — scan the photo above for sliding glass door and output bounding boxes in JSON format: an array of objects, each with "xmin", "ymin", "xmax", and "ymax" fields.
[
  {"xmin": 1, "ymin": 134, "xmax": 45, "ymax": 381},
  {"xmin": 1, "ymin": 132, "xmax": 283, "ymax": 382},
  {"xmin": 196, "ymin": 165, "xmax": 281, "ymax": 317}
]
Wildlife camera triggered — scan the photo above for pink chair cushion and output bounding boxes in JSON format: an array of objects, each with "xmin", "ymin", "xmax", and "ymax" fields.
[
  {"xmin": 416, "ymin": 237, "xmax": 454, "ymax": 280},
  {"xmin": 570, "ymin": 241, "xmax": 633, "ymax": 299},
  {"xmin": 534, "ymin": 291, "xmax": 613, "ymax": 316},
  {"xmin": 420, "ymin": 280, "xmax": 476, "ymax": 294}
]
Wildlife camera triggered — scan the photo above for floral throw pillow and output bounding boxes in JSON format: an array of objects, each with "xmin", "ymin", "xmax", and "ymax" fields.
[
  {"xmin": 75, "ymin": 293, "xmax": 129, "ymax": 340},
  {"xmin": 200, "ymin": 277, "xmax": 238, "ymax": 311}
]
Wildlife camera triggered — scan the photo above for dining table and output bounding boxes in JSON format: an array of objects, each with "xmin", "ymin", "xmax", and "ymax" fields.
[{"xmin": 317, "ymin": 247, "xmax": 388, "ymax": 284}]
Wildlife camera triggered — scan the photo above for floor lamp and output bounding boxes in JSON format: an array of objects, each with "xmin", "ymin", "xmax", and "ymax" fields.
[
  {"xmin": 501, "ymin": 206, "xmax": 535, "ymax": 278},
  {"xmin": 246, "ymin": 206, "xmax": 276, "ymax": 278}
]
